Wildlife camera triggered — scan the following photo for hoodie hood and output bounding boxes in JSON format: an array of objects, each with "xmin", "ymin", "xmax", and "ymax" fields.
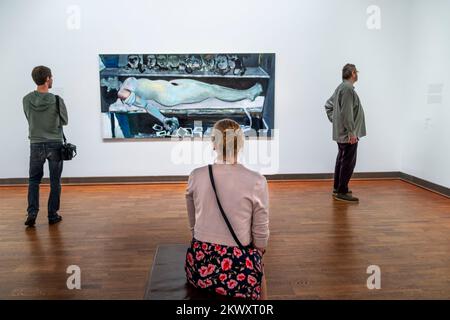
[{"xmin": 28, "ymin": 91, "xmax": 56, "ymax": 111}]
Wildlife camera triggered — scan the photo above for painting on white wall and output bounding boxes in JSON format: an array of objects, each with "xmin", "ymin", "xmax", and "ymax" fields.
[{"xmin": 99, "ymin": 53, "xmax": 275, "ymax": 139}]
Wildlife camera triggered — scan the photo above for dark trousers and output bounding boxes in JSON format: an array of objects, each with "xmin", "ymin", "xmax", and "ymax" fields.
[
  {"xmin": 334, "ymin": 142, "xmax": 358, "ymax": 194},
  {"xmin": 27, "ymin": 142, "xmax": 63, "ymax": 218}
]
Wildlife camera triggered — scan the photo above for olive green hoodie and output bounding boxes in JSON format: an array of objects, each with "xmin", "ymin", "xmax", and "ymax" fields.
[{"xmin": 23, "ymin": 91, "xmax": 68, "ymax": 143}]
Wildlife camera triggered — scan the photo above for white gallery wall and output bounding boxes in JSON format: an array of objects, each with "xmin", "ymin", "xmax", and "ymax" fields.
[
  {"xmin": 0, "ymin": 0, "xmax": 447, "ymax": 187},
  {"xmin": 401, "ymin": 0, "xmax": 450, "ymax": 188}
]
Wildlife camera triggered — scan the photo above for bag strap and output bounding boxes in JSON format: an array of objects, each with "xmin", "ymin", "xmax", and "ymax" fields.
[
  {"xmin": 55, "ymin": 95, "xmax": 67, "ymax": 144},
  {"xmin": 208, "ymin": 164, "xmax": 244, "ymax": 249}
]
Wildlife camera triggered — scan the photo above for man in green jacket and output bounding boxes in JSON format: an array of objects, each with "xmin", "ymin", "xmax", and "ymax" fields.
[
  {"xmin": 325, "ymin": 64, "xmax": 366, "ymax": 203},
  {"xmin": 23, "ymin": 66, "xmax": 68, "ymax": 227}
]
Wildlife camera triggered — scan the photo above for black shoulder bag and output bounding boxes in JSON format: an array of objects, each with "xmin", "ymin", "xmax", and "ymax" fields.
[
  {"xmin": 55, "ymin": 95, "xmax": 77, "ymax": 160},
  {"xmin": 208, "ymin": 164, "xmax": 246, "ymax": 250}
]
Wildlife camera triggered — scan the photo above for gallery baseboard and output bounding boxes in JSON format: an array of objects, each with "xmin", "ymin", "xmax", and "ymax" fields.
[
  {"xmin": 263, "ymin": 171, "xmax": 402, "ymax": 180},
  {"xmin": 398, "ymin": 172, "xmax": 450, "ymax": 198},
  {"xmin": 0, "ymin": 171, "xmax": 448, "ymax": 198}
]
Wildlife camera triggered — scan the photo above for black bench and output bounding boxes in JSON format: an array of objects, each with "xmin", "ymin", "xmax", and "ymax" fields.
[{"xmin": 144, "ymin": 244, "xmax": 232, "ymax": 300}]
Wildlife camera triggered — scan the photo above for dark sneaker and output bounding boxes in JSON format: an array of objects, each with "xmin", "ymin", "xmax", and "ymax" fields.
[
  {"xmin": 333, "ymin": 189, "xmax": 352, "ymax": 196},
  {"xmin": 25, "ymin": 215, "xmax": 37, "ymax": 227},
  {"xmin": 49, "ymin": 214, "xmax": 62, "ymax": 225},
  {"xmin": 334, "ymin": 193, "xmax": 359, "ymax": 203}
]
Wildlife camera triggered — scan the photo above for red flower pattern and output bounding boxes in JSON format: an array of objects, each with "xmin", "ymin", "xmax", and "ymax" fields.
[
  {"xmin": 197, "ymin": 279, "xmax": 207, "ymax": 288},
  {"xmin": 221, "ymin": 258, "xmax": 232, "ymax": 271},
  {"xmin": 237, "ymin": 273, "xmax": 246, "ymax": 281},
  {"xmin": 227, "ymin": 279, "xmax": 238, "ymax": 289},
  {"xmin": 233, "ymin": 247, "xmax": 243, "ymax": 258},
  {"xmin": 245, "ymin": 257, "xmax": 254, "ymax": 270},
  {"xmin": 207, "ymin": 264, "xmax": 216, "ymax": 275},
  {"xmin": 215, "ymin": 287, "xmax": 227, "ymax": 296},
  {"xmin": 186, "ymin": 240, "xmax": 262, "ymax": 300},
  {"xmin": 247, "ymin": 275, "xmax": 257, "ymax": 286},
  {"xmin": 187, "ymin": 253, "xmax": 194, "ymax": 266},
  {"xmin": 196, "ymin": 251, "xmax": 205, "ymax": 261},
  {"xmin": 199, "ymin": 266, "xmax": 209, "ymax": 277},
  {"xmin": 186, "ymin": 268, "xmax": 192, "ymax": 279}
]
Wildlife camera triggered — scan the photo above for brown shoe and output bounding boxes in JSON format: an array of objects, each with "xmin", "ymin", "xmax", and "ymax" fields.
[
  {"xmin": 334, "ymin": 193, "xmax": 359, "ymax": 203},
  {"xmin": 332, "ymin": 189, "xmax": 352, "ymax": 196}
]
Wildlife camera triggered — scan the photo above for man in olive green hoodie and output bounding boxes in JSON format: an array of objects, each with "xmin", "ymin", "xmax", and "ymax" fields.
[{"xmin": 23, "ymin": 66, "xmax": 68, "ymax": 227}]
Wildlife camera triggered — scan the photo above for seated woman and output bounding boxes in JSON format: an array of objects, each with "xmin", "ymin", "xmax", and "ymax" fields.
[{"xmin": 184, "ymin": 119, "xmax": 269, "ymax": 300}]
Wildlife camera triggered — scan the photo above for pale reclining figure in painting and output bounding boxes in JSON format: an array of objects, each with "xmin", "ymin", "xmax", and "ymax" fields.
[{"xmin": 117, "ymin": 77, "xmax": 263, "ymax": 132}]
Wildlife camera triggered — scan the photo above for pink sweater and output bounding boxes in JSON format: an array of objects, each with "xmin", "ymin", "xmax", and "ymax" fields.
[{"xmin": 186, "ymin": 163, "xmax": 270, "ymax": 249}]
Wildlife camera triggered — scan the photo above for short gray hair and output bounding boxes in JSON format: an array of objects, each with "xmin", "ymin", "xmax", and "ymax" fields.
[{"xmin": 342, "ymin": 64, "xmax": 356, "ymax": 80}]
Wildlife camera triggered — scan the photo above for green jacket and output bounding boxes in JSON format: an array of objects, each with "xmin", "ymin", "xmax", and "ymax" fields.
[
  {"xmin": 325, "ymin": 80, "xmax": 366, "ymax": 143},
  {"xmin": 23, "ymin": 91, "xmax": 68, "ymax": 143}
]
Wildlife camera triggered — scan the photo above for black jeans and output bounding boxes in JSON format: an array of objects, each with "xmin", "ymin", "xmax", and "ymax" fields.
[
  {"xmin": 334, "ymin": 142, "xmax": 358, "ymax": 194},
  {"xmin": 27, "ymin": 142, "xmax": 64, "ymax": 219}
]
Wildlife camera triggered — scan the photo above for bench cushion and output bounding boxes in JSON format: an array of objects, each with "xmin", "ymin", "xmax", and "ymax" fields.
[{"xmin": 144, "ymin": 244, "xmax": 230, "ymax": 300}]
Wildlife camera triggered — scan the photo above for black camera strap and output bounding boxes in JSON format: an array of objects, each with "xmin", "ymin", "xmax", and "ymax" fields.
[
  {"xmin": 54, "ymin": 95, "xmax": 77, "ymax": 161},
  {"xmin": 55, "ymin": 95, "xmax": 67, "ymax": 144}
]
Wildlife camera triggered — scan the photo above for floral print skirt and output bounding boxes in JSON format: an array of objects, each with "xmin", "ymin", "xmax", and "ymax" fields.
[{"xmin": 185, "ymin": 238, "xmax": 264, "ymax": 300}]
